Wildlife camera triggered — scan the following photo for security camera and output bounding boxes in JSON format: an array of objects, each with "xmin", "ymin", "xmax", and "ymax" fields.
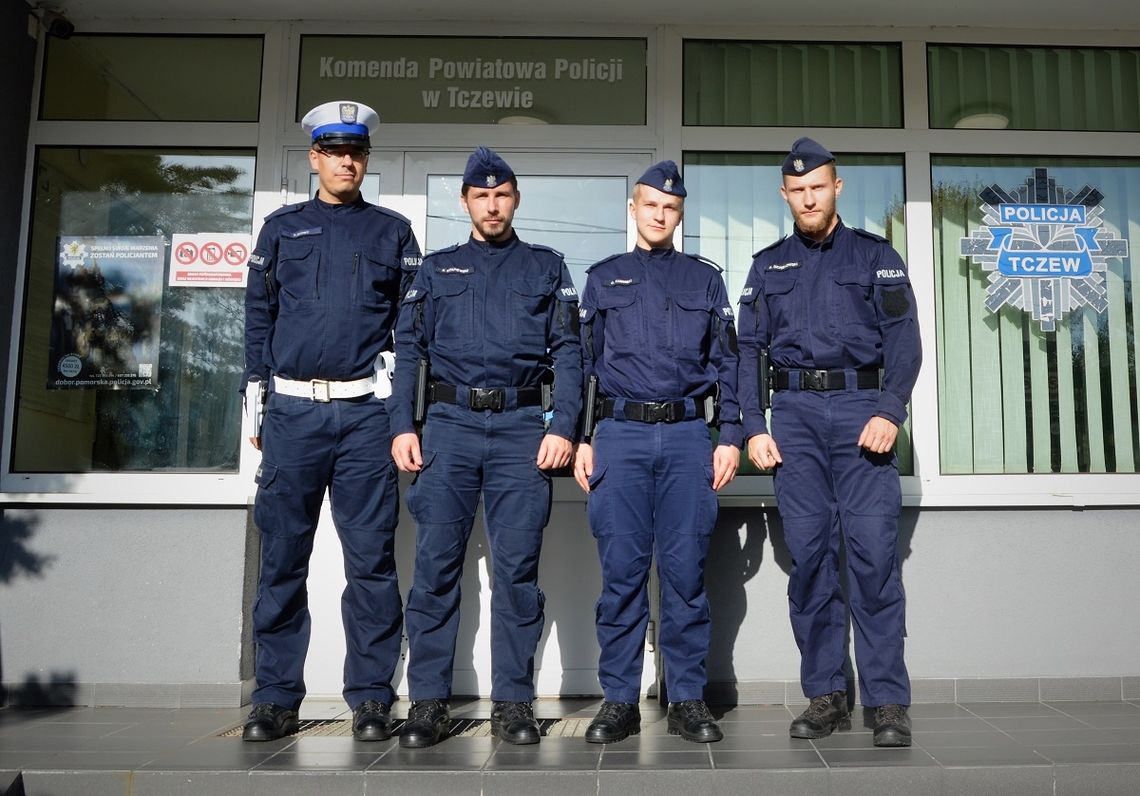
[{"xmin": 40, "ymin": 9, "xmax": 75, "ymax": 39}]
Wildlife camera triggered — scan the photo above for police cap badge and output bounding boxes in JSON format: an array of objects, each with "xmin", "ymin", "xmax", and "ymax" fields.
[
  {"xmin": 636, "ymin": 160, "xmax": 687, "ymax": 197},
  {"xmin": 781, "ymin": 137, "xmax": 835, "ymax": 176}
]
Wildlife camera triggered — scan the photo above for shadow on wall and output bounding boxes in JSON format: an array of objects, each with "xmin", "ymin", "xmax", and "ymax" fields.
[
  {"xmin": 705, "ymin": 505, "xmax": 920, "ymax": 705},
  {"xmin": 0, "ymin": 509, "xmax": 68, "ymax": 706},
  {"xmin": 706, "ymin": 507, "xmax": 787, "ymax": 705}
]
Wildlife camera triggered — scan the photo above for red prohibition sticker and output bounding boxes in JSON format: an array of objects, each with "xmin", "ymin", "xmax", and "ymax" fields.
[
  {"xmin": 224, "ymin": 241, "xmax": 249, "ymax": 265},
  {"xmin": 200, "ymin": 242, "xmax": 223, "ymax": 265},
  {"xmin": 175, "ymin": 241, "xmax": 198, "ymax": 265}
]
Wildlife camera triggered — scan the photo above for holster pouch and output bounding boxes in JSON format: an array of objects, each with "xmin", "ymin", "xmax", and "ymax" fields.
[
  {"xmin": 374, "ymin": 351, "xmax": 396, "ymax": 399},
  {"xmin": 413, "ymin": 358, "xmax": 429, "ymax": 426},
  {"xmin": 244, "ymin": 379, "xmax": 267, "ymax": 438}
]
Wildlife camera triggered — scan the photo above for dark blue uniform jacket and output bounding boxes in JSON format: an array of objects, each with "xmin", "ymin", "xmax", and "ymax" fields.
[
  {"xmin": 390, "ymin": 233, "xmax": 583, "ymax": 441},
  {"xmin": 579, "ymin": 246, "xmax": 742, "ymax": 448},
  {"xmin": 243, "ymin": 196, "xmax": 422, "ymax": 391},
  {"xmin": 737, "ymin": 220, "xmax": 921, "ymax": 438}
]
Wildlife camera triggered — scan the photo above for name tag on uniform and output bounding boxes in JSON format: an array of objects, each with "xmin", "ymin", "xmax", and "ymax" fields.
[
  {"xmin": 437, "ymin": 266, "xmax": 473, "ymax": 275},
  {"xmin": 284, "ymin": 227, "xmax": 322, "ymax": 238},
  {"xmin": 766, "ymin": 262, "xmax": 800, "ymax": 271}
]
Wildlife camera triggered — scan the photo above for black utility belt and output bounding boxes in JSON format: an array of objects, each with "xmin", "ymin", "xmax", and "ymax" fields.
[
  {"xmin": 773, "ymin": 368, "xmax": 881, "ymax": 392},
  {"xmin": 599, "ymin": 395, "xmax": 714, "ymax": 424},
  {"xmin": 428, "ymin": 381, "xmax": 543, "ymax": 412}
]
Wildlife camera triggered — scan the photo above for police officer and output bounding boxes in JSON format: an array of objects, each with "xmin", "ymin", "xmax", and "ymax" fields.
[
  {"xmin": 241, "ymin": 101, "xmax": 422, "ymax": 742},
  {"xmin": 737, "ymin": 138, "xmax": 921, "ymax": 747},
  {"xmin": 390, "ymin": 147, "xmax": 582, "ymax": 748},
  {"xmin": 574, "ymin": 161, "xmax": 741, "ymax": 744}
]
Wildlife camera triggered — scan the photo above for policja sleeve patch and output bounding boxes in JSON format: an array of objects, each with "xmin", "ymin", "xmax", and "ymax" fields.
[{"xmin": 881, "ymin": 287, "xmax": 910, "ymax": 318}]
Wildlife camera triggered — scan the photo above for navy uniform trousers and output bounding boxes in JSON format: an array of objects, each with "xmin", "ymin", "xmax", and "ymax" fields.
[
  {"xmin": 252, "ymin": 391, "xmax": 402, "ymax": 710},
  {"xmin": 771, "ymin": 383, "xmax": 910, "ymax": 707},
  {"xmin": 404, "ymin": 401, "xmax": 551, "ymax": 703},
  {"xmin": 587, "ymin": 409, "xmax": 719, "ymax": 704}
]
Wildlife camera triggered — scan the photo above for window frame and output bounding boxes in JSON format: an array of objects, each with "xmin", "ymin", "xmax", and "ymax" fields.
[
  {"xmin": 679, "ymin": 29, "xmax": 1140, "ymax": 507},
  {"xmin": 2, "ymin": 19, "xmax": 281, "ymax": 503},
  {"xmin": 6, "ymin": 20, "xmax": 1140, "ymax": 507}
]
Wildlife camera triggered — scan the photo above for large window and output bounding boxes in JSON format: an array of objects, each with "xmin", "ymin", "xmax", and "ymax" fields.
[
  {"xmin": 424, "ymin": 174, "xmax": 627, "ymax": 290},
  {"xmin": 932, "ymin": 156, "xmax": 1139, "ymax": 474},
  {"xmin": 683, "ymin": 41, "xmax": 902, "ymax": 127},
  {"xmin": 683, "ymin": 152, "xmax": 912, "ymax": 473},
  {"xmin": 40, "ymin": 35, "xmax": 263, "ymax": 122},
  {"xmin": 12, "ymin": 148, "xmax": 255, "ymax": 473},
  {"xmin": 929, "ymin": 45, "xmax": 1140, "ymax": 131}
]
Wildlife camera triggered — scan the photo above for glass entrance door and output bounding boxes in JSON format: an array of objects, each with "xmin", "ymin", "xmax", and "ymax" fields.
[{"xmin": 405, "ymin": 151, "xmax": 649, "ymax": 290}]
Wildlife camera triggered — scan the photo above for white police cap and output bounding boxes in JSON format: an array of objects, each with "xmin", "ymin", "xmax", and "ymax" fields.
[{"xmin": 301, "ymin": 101, "xmax": 380, "ymax": 147}]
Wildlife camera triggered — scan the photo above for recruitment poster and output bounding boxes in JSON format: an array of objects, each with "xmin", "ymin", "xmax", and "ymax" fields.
[{"xmin": 49, "ymin": 236, "xmax": 165, "ymax": 390}]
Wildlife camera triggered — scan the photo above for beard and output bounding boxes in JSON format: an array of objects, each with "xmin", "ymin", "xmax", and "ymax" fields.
[
  {"xmin": 473, "ymin": 216, "xmax": 512, "ymax": 242},
  {"xmin": 794, "ymin": 207, "xmax": 837, "ymax": 238}
]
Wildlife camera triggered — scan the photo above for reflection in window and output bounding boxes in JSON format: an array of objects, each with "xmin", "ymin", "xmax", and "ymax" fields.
[
  {"xmin": 929, "ymin": 45, "xmax": 1140, "ymax": 131},
  {"xmin": 684, "ymin": 152, "xmax": 911, "ymax": 474},
  {"xmin": 40, "ymin": 35, "xmax": 262, "ymax": 122},
  {"xmin": 13, "ymin": 148, "xmax": 255, "ymax": 473},
  {"xmin": 933, "ymin": 156, "xmax": 1139, "ymax": 474},
  {"xmin": 683, "ymin": 41, "xmax": 902, "ymax": 128},
  {"xmin": 425, "ymin": 174, "xmax": 627, "ymax": 290}
]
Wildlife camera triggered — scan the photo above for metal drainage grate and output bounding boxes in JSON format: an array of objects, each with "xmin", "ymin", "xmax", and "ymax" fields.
[{"xmin": 221, "ymin": 717, "xmax": 591, "ymax": 739}]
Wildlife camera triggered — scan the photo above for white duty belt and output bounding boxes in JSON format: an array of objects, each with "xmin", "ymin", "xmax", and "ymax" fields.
[{"xmin": 273, "ymin": 374, "xmax": 389, "ymax": 402}]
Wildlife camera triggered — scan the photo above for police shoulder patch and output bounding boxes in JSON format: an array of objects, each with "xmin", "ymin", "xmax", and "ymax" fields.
[
  {"xmin": 683, "ymin": 252, "xmax": 723, "ymax": 272},
  {"xmin": 752, "ymin": 235, "xmax": 788, "ymax": 259},
  {"xmin": 881, "ymin": 287, "xmax": 911, "ymax": 318},
  {"xmin": 372, "ymin": 205, "xmax": 414, "ymax": 226},
  {"xmin": 585, "ymin": 252, "xmax": 625, "ymax": 274}
]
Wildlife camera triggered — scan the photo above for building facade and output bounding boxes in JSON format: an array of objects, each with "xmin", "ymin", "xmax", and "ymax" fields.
[{"xmin": 3, "ymin": 1, "xmax": 1139, "ymax": 707}]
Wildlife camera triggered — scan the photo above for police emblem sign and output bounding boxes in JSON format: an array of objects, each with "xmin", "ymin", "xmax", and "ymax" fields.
[{"xmin": 959, "ymin": 168, "xmax": 1129, "ymax": 332}]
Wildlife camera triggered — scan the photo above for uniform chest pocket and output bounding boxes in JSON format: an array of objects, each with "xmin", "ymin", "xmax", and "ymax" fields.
[
  {"xmin": 359, "ymin": 246, "xmax": 401, "ymax": 310},
  {"xmin": 671, "ymin": 290, "xmax": 712, "ymax": 360},
  {"xmin": 277, "ymin": 239, "xmax": 320, "ymax": 302},
  {"xmin": 510, "ymin": 281, "xmax": 553, "ymax": 344},
  {"xmin": 762, "ymin": 270, "xmax": 801, "ymax": 334},
  {"xmin": 432, "ymin": 276, "xmax": 475, "ymax": 346},
  {"xmin": 831, "ymin": 269, "xmax": 876, "ymax": 329},
  {"xmin": 596, "ymin": 285, "xmax": 644, "ymax": 355}
]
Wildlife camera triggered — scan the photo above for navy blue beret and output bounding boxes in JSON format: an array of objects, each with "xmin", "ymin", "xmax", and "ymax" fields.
[
  {"xmin": 781, "ymin": 137, "xmax": 835, "ymax": 176},
  {"xmin": 462, "ymin": 146, "xmax": 515, "ymax": 188},
  {"xmin": 636, "ymin": 160, "xmax": 687, "ymax": 197}
]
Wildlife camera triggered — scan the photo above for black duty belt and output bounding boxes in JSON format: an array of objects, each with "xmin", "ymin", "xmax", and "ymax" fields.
[
  {"xmin": 428, "ymin": 381, "xmax": 542, "ymax": 411},
  {"xmin": 773, "ymin": 368, "xmax": 881, "ymax": 392},
  {"xmin": 599, "ymin": 398, "xmax": 687, "ymax": 423}
]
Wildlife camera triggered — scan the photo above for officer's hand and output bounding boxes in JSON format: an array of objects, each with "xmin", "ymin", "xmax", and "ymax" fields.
[
  {"xmin": 248, "ymin": 436, "xmax": 262, "ymax": 451},
  {"xmin": 573, "ymin": 443, "xmax": 594, "ymax": 493},
  {"xmin": 858, "ymin": 416, "xmax": 898, "ymax": 454},
  {"xmin": 536, "ymin": 434, "xmax": 573, "ymax": 470},
  {"xmin": 391, "ymin": 432, "xmax": 423, "ymax": 472},
  {"xmin": 712, "ymin": 444, "xmax": 739, "ymax": 491},
  {"xmin": 747, "ymin": 434, "xmax": 782, "ymax": 471}
]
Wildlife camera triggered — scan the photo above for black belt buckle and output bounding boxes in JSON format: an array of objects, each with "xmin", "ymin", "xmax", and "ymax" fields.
[
  {"xmin": 644, "ymin": 401, "xmax": 683, "ymax": 423},
  {"xmin": 800, "ymin": 370, "xmax": 826, "ymax": 391},
  {"xmin": 469, "ymin": 387, "xmax": 504, "ymax": 411}
]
